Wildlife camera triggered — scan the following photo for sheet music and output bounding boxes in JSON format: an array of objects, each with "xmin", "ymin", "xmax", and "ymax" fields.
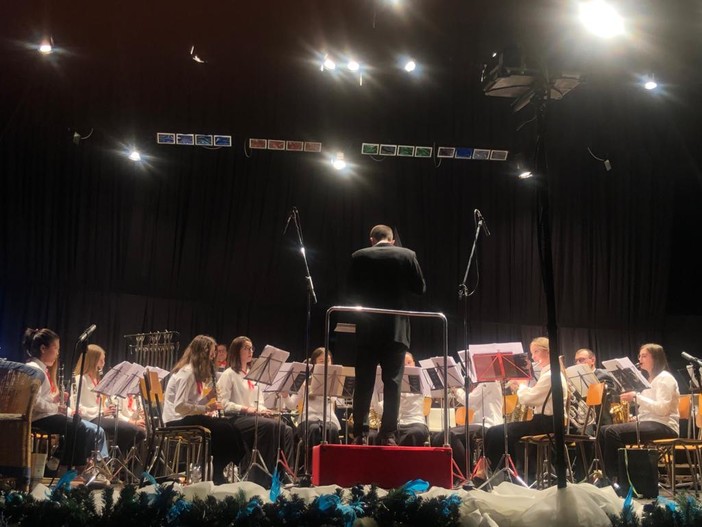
[
  {"xmin": 264, "ymin": 361, "xmax": 307, "ymax": 395},
  {"xmin": 402, "ymin": 365, "xmax": 428, "ymax": 396},
  {"xmin": 602, "ymin": 357, "xmax": 651, "ymax": 392},
  {"xmin": 94, "ymin": 361, "xmax": 145, "ymax": 398},
  {"xmin": 309, "ymin": 364, "xmax": 344, "ymax": 397},
  {"xmin": 246, "ymin": 345, "xmax": 290, "ymax": 386},
  {"xmin": 341, "ymin": 366, "xmax": 355, "ymax": 398},
  {"xmin": 461, "ymin": 342, "xmax": 525, "ymax": 382},
  {"xmin": 566, "ymin": 364, "xmax": 599, "ymax": 397}
]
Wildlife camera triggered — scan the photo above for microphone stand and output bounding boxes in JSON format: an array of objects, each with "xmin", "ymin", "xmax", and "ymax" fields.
[
  {"xmin": 286, "ymin": 208, "xmax": 317, "ymax": 486},
  {"xmin": 458, "ymin": 213, "xmax": 487, "ymax": 489},
  {"xmin": 69, "ymin": 330, "xmax": 94, "ymax": 469}
]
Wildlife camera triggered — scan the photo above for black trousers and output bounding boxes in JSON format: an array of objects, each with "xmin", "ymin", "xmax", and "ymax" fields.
[
  {"xmin": 34, "ymin": 414, "xmax": 94, "ymax": 467},
  {"xmin": 353, "ymin": 342, "xmax": 406, "ymax": 438},
  {"xmin": 229, "ymin": 414, "xmax": 295, "ymax": 488},
  {"xmin": 167, "ymin": 415, "xmax": 245, "ymax": 485},
  {"xmin": 91, "ymin": 417, "xmax": 146, "ymax": 456},
  {"xmin": 484, "ymin": 414, "xmax": 554, "ymax": 477},
  {"xmin": 598, "ymin": 421, "xmax": 677, "ymax": 479}
]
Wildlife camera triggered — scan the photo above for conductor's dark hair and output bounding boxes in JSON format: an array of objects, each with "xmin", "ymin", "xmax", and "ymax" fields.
[{"xmin": 370, "ymin": 225, "xmax": 393, "ymax": 242}]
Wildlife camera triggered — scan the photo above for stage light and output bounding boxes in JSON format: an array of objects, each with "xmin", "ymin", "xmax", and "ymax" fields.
[
  {"xmin": 38, "ymin": 40, "xmax": 53, "ymax": 54},
  {"xmin": 579, "ymin": 1, "xmax": 624, "ymax": 38},
  {"xmin": 190, "ymin": 45, "xmax": 206, "ymax": 64},
  {"xmin": 643, "ymin": 74, "xmax": 657, "ymax": 90},
  {"xmin": 331, "ymin": 152, "xmax": 346, "ymax": 170},
  {"xmin": 404, "ymin": 60, "xmax": 416, "ymax": 72},
  {"xmin": 347, "ymin": 60, "xmax": 360, "ymax": 72},
  {"xmin": 518, "ymin": 170, "xmax": 533, "ymax": 179},
  {"xmin": 128, "ymin": 150, "xmax": 142, "ymax": 161},
  {"xmin": 322, "ymin": 55, "xmax": 336, "ymax": 71}
]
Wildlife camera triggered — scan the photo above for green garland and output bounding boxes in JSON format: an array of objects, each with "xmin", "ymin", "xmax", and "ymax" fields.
[
  {"xmin": 2, "ymin": 482, "xmax": 701, "ymax": 527},
  {"xmin": 0, "ymin": 482, "xmax": 461, "ymax": 527}
]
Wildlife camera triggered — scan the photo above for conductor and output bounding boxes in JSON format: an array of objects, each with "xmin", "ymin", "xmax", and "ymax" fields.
[{"xmin": 348, "ymin": 224, "xmax": 425, "ymax": 445}]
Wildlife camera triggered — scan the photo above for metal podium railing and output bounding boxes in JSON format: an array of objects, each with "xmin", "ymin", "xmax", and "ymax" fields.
[{"xmin": 321, "ymin": 306, "xmax": 449, "ymax": 446}]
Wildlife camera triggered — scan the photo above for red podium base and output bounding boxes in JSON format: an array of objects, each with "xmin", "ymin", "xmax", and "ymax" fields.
[{"xmin": 312, "ymin": 444, "xmax": 453, "ymax": 488}]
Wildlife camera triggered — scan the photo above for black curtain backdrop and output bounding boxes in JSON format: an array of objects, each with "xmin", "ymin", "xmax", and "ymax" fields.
[{"xmin": 1, "ymin": 1, "xmax": 701, "ymax": 378}]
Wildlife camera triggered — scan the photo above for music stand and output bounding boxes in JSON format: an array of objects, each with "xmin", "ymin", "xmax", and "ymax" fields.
[
  {"xmin": 242, "ymin": 346, "xmax": 289, "ymax": 481},
  {"xmin": 476, "ymin": 352, "xmax": 531, "ymax": 489},
  {"xmin": 264, "ymin": 361, "xmax": 307, "ymax": 482},
  {"xmin": 602, "ymin": 358, "xmax": 651, "ymax": 446}
]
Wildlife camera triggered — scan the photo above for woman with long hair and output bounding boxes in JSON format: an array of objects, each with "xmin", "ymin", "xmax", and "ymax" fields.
[
  {"xmin": 73, "ymin": 344, "xmax": 146, "ymax": 456},
  {"xmin": 217, "ymin": 336, "xmax": 294, "ymax": 487},
  {"xmin": 24, "ymin": 327, "xmax": 108, "ymax": 470},
  {"xmin": 598, "ymin": 343, "xmax": 679, "ymax": 482},
  {"xmin": 162, "ymin": 335, "xmax": 245, "ymax": 485}
]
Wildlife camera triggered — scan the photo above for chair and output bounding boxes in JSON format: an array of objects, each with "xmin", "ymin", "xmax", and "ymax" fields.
[
  {"xmin": 521, "ymin": 382, "xmax": 605, "ymax": 488},
  {"xmin": 0, "ymin": 361, "xmax": 42, "ymax": 490},
  {"xmin": 139, "ymin": 372, "xmax": 212, "ymax": 483},
  {"xmin": 652, "ymin": 394, "xmax": 702, "ymax": 495}
]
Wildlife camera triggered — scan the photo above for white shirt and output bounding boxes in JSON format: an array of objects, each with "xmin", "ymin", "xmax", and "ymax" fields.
[
  {"xmin": 286, "ymin": 383, "xmax": 341, "ymax": 428},
  {"xmin": 637, "ymin": 370, "xmax": 680, "ymax": 434},
  {"xmin": 162, "ymin": 365, "xmax": 210, "ymax": 423},
  {"xmin": 26, "ymin": 359, "xmax": 60, "ymax": 421},
  {"xmin": 373, "ymin": 393, "xmax": 426, "ymax": 426},
  {"xmin": 217, "ymin": 367, "xmax": 266, "ymax": 415},
  {"xmin": 455, "ymin": 381, "xmax": 504, "ymax": 428},
  {"xmin": 71, "ymin": 374, "xmax": 136, "ymax": 423},
  {"xmin": 517, "ymin": 364, "xmax": 567, "ymax": 416}
]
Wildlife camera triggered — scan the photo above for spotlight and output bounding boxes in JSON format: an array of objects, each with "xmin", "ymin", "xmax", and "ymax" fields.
[
  {"xmin": 190, "ymin": 45, "xmax": 206, "ymax": 64},
  {"xmin": 518, "ymin": 170, "xmax": 533, "ymax": 179},
  {"xmin": 331, "ymin": 152, "xmax": 346, "ymax": 170},
  {"xmin": 643, "ymin": 74, "xmax": 657, "ymax": 90},
  {"xmin": 322, "ymin": 55, "xmax": 336, "ymax": 71},
  {"xmin": 404, "ymin": 60, "xmax": 416, "ymax": 72},
  {"xmin": 347, "ymin": 60, "xmax": 360, "ymax": 72},
  {"xmin": 579, "ymin": 0, "xmax": 625, "ymax": 38},
  {"xmin": 128, "ymin": 150, "xmax": 142, "ymax": 162},
  {"xmin": 38, "ymin": 39, "xmax": 53, "ymax": 54}
]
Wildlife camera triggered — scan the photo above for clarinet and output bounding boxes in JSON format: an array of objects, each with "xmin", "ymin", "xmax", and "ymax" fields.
[
  {"xmin": 210, "ymin": 362, "xmax": 223, "ymax": 418},
  {"xmin": 57, "ymin": 362, "xmax": 66, "ymax": 405}
]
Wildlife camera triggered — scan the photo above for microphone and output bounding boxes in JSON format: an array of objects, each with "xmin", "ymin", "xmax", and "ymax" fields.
[
  {"xmin": 475, "ymin": 209, "xmax": 491, "ymax": 237},
  {"xmin": 682, "ymin": 351, "xmax": 702, "ymax": 368},
  {"xmin": 78, "ymin": 324, "xmax": 97, "ymax": 343},
  {"xmin": 283, "ymin": 207, "xmax": 297, "ymax": 235}
]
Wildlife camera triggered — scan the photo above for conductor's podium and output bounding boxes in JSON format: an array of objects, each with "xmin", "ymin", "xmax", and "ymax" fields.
[{"xmin": 312, "ymin": 444, "xmax": 453, "ymax": 488}]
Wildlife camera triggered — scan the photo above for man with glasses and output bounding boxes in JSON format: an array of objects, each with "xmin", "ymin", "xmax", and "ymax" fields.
[{"xmin": 573, "ymin": 348, "xmax": 616, "ymax": 426}]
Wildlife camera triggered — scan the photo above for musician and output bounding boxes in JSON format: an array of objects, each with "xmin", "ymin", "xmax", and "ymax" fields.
[
  {"xmin": 573, "ymin": 347, "xmax": 616, "ymax": 427},
  {"xmin": 214, "ymin": 343, "xmax": 228, "ymax": 372},
  {"xmin": 284, "ymin": 348, "xmax": 341, "ymax": 462},
  {"xmin": 484, "ymin": 337, "xmax": 567, "ymax": 479},
  {"xmin": 371, "ymin": 352, "xmax": 429, "ymax": 446},
  {"xmin": 217, "ymin": 336, "xmax": 294, "ymax": 487},
  {"xmin": 597, "ymin": 343, "xmax": 679, "ymax": 482},
  {"xmin": 72, "ymin": 344, "xmax": 146, "ymax": 455},
  {"xmin": 24, "ymin": 327, "xmax": 107, "ymax": 470},
  {"xmin": 163, "ymin": 335, "xmax": 244, "ymax": 485},
  {"xmin": 347, "ymin": 224, "xmax": 426, "ymax": 446}
]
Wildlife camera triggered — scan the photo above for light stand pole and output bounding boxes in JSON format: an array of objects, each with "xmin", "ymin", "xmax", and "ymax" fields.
[{"xmin": 533, "ymin": 83, "xmax": 568, "ymax": 490}]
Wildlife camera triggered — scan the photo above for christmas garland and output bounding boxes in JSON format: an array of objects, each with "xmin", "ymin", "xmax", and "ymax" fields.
[{"xmin": 1, "ymin": 477, "xmax": 701, "ymax": 527}]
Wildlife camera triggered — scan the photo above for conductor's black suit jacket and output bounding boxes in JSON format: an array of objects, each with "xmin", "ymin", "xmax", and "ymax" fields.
[{"xmin": 347, "ymin": 242, "xmax": 426, "ymax": 350}]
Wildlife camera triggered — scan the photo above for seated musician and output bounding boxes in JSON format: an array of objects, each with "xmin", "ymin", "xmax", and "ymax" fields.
[
  {"xmin": 217, "ymin": 336, "xmax": 294, "ymax": 487},
  {"xmin": 24, "ymin": 327, "xmax": 108, "ymax": 472},
  {"xmin": 484, "ymin": 337, "xmax": 567, "ymax": 480},
  {"xmin": 573, "ymin": 347, "xmax": 617, "ymax": 429},
  {"xmin": 371, "ymin": 352, "xmax": 429, "ymax": 446},
  {"xmin": 597, "ymin": 343, "xmax": 679, "ymax": 483},
  {"xmin": 284, "ymin": 348, "xmax": 341, "ymax": 468},
  {"xmin": 162, "ymin": 335, "xmax": 244, "ymax": 485},
  {"xmin": 72, "ymin": 344, "xmax": 146, "ymax": 456}
]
